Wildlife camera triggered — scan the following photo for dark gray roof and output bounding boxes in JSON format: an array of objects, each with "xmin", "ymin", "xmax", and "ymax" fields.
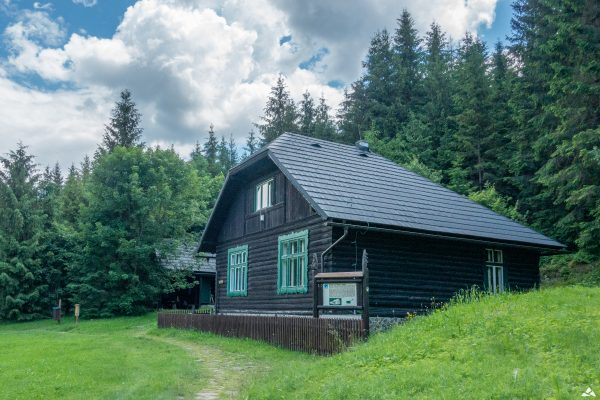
[
  {"xmin": 201, "ymin": 133, "xmax": 564, "ymax": 251},
  {"xmin": 160, "ymin": 243, "xmax": 215, "ymax": 273}
]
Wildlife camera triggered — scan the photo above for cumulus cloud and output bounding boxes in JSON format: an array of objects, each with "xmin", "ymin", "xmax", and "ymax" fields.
[
  {"xmin": 1, "ymin": 0, "xmax": 499, "ymax": 168},
  {"xmin": 72, "ymin": 0, "xmax": 97, "ymax": 7}
]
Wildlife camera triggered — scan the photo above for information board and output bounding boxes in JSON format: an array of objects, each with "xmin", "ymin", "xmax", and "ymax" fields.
[{"xmin": 322, "ymin": 282, "xmax": 358, "ymax": 306}]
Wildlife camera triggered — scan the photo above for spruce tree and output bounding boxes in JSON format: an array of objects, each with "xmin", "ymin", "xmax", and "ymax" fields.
[
  {"xmin": 362, "ymin": 29, "xmax": 396, "ymax": 138},
  {"xmin": 256, "ymin": 75, "xmax": 298, "ymax": 143},
  {"xmin": 450, "ymin": 33, "xmax": 494, "ymax": 191},
  {"xmin": 298, "ymin": 91, "xmax": 316, "ymax": 136},
  {"xmin": 0, "ymin": 143, "xmax": 47, "ymax": 320},
  {"xmin": 337, "ymin": 82, "xmax": 369, "ymax": 143},
  {"xmin": 423, "ymin": 22, "xmax": 453, "ymax": 172},
  {"xmin": 244, "ymin": 130, "xmax": 260, "ymax": 156},
  {"xmin": 228, "ymin": 134, "xmax": 238, "ymax": 168},
  {"xmin": 217, "ymin": 136, "xmax": 231, "ymax": 174},
  {"xmin": 314, "ymin": 95, "xmax": 336, "ymax": 140},
  {"xmin": 534, "ymin": 0, "xmax": 600, "ymax": 254},
  {"xmin": 203, "ymin": 124, "xmax": 219, "ymax": 176},
  {"xmin": 101, "ymin": 89, "xmax": 144, "ymax": 152},
  {"xmin": 392, "ymin": 10, "xmax": 423, "ymax": 128}
]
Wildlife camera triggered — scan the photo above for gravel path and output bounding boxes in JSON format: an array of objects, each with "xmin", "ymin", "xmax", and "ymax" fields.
[{"xmin": 148, "ymin": 335, "xmax": 256, "ymax": 400}]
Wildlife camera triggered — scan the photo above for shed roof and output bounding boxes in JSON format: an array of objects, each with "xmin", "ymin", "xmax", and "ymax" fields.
[{"xmin": 200, "ymin": 133, "xmax": 564, "ymax": 252}]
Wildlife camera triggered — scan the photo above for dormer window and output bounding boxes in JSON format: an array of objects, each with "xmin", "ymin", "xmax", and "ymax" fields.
[{"xmin": 255, "ymin": 178, "xmax": 274, "ymax": 212}]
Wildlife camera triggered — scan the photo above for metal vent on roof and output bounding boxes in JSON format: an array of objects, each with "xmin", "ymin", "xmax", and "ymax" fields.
[
  {"xmin": 310, "ymin": 143, "xmax": 322, "ymax": 148},
  {"xmin": 355, "ymin": 140, "xmax": 369, "ymax": 153}
]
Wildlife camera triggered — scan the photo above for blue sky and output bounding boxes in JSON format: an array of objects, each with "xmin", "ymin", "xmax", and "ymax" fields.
[{"xmin": 0, "ymin": 0, "xmax": 514, "ymax": 168}]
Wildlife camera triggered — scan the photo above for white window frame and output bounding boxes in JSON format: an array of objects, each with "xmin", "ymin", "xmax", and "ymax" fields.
[
  {"xmin": 485, "ymin": 248, "xmax": 504, "ymax": 294},
  {"xmin": 254, "ymin": 178, "xmax": 274, "ymax": 212}
]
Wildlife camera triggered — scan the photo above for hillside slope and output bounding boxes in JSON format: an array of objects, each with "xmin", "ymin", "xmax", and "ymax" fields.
[{"xmin": 245, "ymin": 287, "xmax": 600, "ymax": 399}]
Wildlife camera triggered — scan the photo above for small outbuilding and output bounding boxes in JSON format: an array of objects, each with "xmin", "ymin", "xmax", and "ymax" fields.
[
  {"xmin": 160, "ymin": 243, "xmax": 216, "ymax": 309},
  {"xmin": 198, "ymin": 133, "xmax": 564, "ymax": 318}
]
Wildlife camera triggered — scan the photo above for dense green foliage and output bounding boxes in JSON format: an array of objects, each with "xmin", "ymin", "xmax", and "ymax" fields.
[
  {"xmin": 0, "ymin": 90, "xmax": 229, "ymax": 320},
  {"xmin": 254, "ymin": 2, "xmax": 600, "ymax": 278},
  {"xmin": 245, "ymin": 287, "xmax": 600, "ymax": 399},
  {"xmin": 1, "ymin": 0, "xmax": 598, "ymax": 320}
]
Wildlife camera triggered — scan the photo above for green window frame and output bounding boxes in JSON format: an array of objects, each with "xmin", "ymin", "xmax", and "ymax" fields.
[
  {"xmin": 277, "ymin": 230, "xmax": 309, "ymax": 294},
  {"xmin": 227, "ymin": 245, "xmax": 248, "ymax": 297}
]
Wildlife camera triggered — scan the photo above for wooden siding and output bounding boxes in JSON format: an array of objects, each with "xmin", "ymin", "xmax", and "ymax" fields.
[
  {"xmin": 216, "ymin": 215, "xmax": 331, "ymax": 314},
  {"xmin": 330, "ymin": 227, "xmax": 540, "ymax": 317}
]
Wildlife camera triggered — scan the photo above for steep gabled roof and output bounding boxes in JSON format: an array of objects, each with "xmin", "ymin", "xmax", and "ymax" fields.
[{"xmin": 199, "ymin": 133, "xmax": 564, "ymax": 252}]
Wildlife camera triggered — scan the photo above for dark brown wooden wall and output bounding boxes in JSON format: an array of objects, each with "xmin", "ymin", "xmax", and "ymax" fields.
[
  {"xmin": 215, "ymin": 165, "xmax": 332, "ymax": 314},
  {"xmin": 330, "ymin": 227, "xmax": 540, "ymax": 317},
  {"xmin": 216, "ymin": 215, "xmax": 331, "ymax": 314}
]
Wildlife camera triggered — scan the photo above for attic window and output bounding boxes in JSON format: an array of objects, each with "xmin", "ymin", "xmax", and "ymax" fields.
[
  {"xmin": 358, "ymin": 152, "xmax": 369, "ymax": 157},
  {"xmin": 310, "ymin": 143, "xmax": 322, "ymax": 148},
  {"xmin": 255, "ymin": 178, "xmax": 274, "ymax": 212}
]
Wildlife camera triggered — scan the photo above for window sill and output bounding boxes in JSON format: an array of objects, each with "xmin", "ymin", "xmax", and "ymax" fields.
[
  {"xmin": 249, "ymin": 202, "xmax": 283, "ymax": 216},
  {"xmin": 277, "ymin": 286, "xmax": 308, "ymax": 295},
  {"xmin": 226, "ymin": 291, "xmax": 248, "ymax": 297}
]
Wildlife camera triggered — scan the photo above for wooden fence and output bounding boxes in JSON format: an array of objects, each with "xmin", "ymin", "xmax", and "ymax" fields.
[{"xmin": 157, "ymin": 312, "xmax": 365, "ymax": 355}]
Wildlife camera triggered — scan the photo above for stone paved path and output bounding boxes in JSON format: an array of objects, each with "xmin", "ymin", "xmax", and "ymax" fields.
[{"xmin": 147, "ymin": 335, "xmax": 256, "ymax": 400}]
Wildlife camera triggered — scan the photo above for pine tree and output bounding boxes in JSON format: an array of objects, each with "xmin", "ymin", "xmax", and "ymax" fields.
[
  {"xmin": 256, "ymin": 75, "xmax": 299, "ymax": 143},
  {"xmin": 392, "ymin": 10, "xmax": 423, "ymax": 128},
  {"xmin": 488, "ymin": 41, "xmax": 516, "ymax": 197},
  {"xmin": 314, "ymin": 95, "xmax": 336, "ymax": 140},
  {"xmin": 0, "ymin": 143, "xmax": 47, "ymax": 320},
  {"xmin": 450, "ymin": 33, "xmax": 494, "ymax": 191},
  {"xmin": 244, "ymin": 130, "xmax": 260, "ymax": 156},
  {"xmin": 422, "ymin": 22, "xmax": 454, "ymax": 172},
  {"xmin": 534, "ymin": 0, "xmax": 600, "ymax": 254},
  {"xmin": 507, "ymin": 0, "xmax": 558, "ymax": 215},
  {"xmin": 228, "ymin": 134, "xmax": 238, "ymax": 168},
  {"xmin": 298, "ymin": 91, "xmax": 316, "ymax": 136},
  {"xmin": 217, "ymin": 136, "xmax": 230, "ymax": 174},
  {"xmin": 337, "ymin": 82, "xmax": 369, "ymax": 143},
  {"xmin": 80, "ymin": 155, "xmax": 91, "ymax": 182},
  {"xmin": 362, "ymin": 29, "xmax": 396, "ymax": 138},
  {"xmin": 101, "ymin": 89, "xmax": 144, "ymax": 152},
  {"xmin": 203, "ymin": 124, "xmax": 220, "ymax": 176},
  {"xmin": 60, "ymin": 165, "xmax": 84, "ymax": 226}
]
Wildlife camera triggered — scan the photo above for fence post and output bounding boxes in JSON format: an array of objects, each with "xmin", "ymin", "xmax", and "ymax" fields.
[
  {"xmin": 312, "ymin": 253, "xmax": 319, "ymax": 318},
  {"xmin": 361, "ymin": 249, "xmax": 370, "ymax": 338}
]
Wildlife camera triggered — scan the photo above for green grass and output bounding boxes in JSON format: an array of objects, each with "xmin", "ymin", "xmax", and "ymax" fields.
[
  {"xmin": 0, "ymin": 315, "xmax": 203, "ymax": 399},
  {"xmin": 244, "ymin": 286, "xmax": 600, "ymax": 399},
  {"xmin": 1, "ymin": 287, "xmax": 598, "ymax": 399}
]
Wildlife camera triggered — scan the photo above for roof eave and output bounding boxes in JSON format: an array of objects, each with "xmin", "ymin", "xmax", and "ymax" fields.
[
  {"xmin": 197, "ymin": 150, "xmax": 272, "ymax": 253},
  {"xmin": 325, "ymin": 219, "xmax": 567, "ymax": 255}
]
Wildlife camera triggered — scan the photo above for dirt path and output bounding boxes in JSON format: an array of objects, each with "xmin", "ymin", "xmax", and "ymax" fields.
[{"xmin": 147, "ymin": 334, "xmax": 256, "ymax": 400}]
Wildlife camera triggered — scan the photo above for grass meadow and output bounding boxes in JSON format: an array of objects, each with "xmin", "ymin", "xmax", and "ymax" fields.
[{"xmin": 0, "ymin": 286, "xmax": 598, "ymax": 399}]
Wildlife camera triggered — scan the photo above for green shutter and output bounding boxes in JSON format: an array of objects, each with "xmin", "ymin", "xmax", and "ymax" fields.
[
  {"xmin": 227, "ymin": 245, "xmax": 248, "ymax": 297},
  {"xmin": 277, "ymin": 230, "xmax": 309, "ymax": 294}
]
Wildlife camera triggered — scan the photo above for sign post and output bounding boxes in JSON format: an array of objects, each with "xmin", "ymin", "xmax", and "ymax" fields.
[
  {"xmin": 313, "ymin": 250, "xmax": 370, "ymax": 337},
  {"xmin": 74, "ymin": 304, "xmax": 80, "ymax": 324}
]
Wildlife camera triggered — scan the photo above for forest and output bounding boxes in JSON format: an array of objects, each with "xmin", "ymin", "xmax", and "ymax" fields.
[{"xmin": 1, "ymin": 0, "xmax": 598, "ymax": 320}]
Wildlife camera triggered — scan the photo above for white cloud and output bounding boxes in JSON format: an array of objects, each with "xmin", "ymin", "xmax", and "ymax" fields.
[
  {"xmin": 72, "ymin": 0, "xmax": 97, "ymax": 7},
  {"xmin": 0, "ymin": 0, "xmax": 499, "ymax": 168}
]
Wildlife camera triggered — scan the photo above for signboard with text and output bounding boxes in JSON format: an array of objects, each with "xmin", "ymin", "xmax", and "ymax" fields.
[{"xmin": 322, "ymin": 282, "xmax": 358, "ymax": 307}]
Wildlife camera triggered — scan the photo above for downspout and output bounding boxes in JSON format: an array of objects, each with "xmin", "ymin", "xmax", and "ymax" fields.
[{"xmin": 320, "ymin": 226, "xmax": 349, "ymax": 272}]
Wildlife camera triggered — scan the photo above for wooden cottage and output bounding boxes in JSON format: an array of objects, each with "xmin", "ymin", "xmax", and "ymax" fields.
[{"xmin": 198, "ymin": 133, "xmax": 564, "ymax": 318}]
